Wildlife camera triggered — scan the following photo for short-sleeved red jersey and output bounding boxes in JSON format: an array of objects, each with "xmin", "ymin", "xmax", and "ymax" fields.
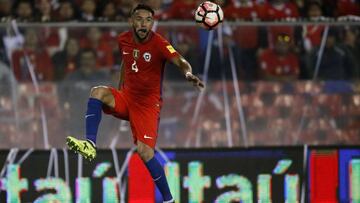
[
  {"xmin": 337, "ymin": 0, "xmax": 360, "ymax": 16},
  {"xmin": 262, "ymin": 2, "xmax": 299, "ymax": 20},
  {"xmin": 162, "ymin": 1, "xmax": 196, "ymax": 20},
  {"xmin": 117, "ymin": 31, "xmax": 179, "ymax": 104},
  {"xmin": 11, "ymin": 48, "xmax": 54, "ymax": 82},
  {"xmin": 258, "ymin": 49, "xmax": 300, "ymax": 78}
]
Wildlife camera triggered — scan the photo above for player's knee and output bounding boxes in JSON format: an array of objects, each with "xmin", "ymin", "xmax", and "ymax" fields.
[
  {"xmin": 90, "ymin": 86, "xmax": 110, "ymax": 100},
  {"xmin": 137, "ymin": 146, "xmax": 154, "ymax": 162}
]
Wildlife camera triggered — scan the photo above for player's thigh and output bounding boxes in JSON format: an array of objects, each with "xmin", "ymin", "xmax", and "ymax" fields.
[
  {"xmin": 102, "ymin": 87, "xmax": 129, "ymax": 119},
  {"xmin": 129, "ymin": 105, "xmax": 160, "ymax": 149}
]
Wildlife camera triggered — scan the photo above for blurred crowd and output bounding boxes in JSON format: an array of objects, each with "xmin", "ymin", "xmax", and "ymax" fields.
[
  {"xmin": 0, "ymin": 0, "xmax": 359, "ymax": 22},
  {"xmin": 0, "ymin": 0, "xmax": 359, "ymax": 83},
  {"xmin": 160, "ymin": 81, "xmax": 360, "ymax": 147},
  {"xmin": 0, "ymin": 25, "xmax": 359, "ymax": 84},
  {"xmin": 0, "ymin": 80, "xmax": 359, "ymax": 148}
]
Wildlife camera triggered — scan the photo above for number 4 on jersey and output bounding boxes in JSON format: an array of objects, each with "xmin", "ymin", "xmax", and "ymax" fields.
[{"xmin": 132, "ymin": 60, "xmax": 139, "ymax": 72}]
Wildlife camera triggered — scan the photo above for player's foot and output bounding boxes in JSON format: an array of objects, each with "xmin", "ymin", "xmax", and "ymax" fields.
[{"xmin": 66, "ymin": 136, "xmax": 96, "ymax": 161}]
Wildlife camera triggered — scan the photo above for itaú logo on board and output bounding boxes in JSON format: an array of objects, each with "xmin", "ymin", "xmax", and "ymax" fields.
[
  {"xmin": 1, "ymin": 160, "xmax": 360, "ymax": 202},
  {"xmin": 167, "ymin": 159, "xmax": 301, "ymax": 203},
  {"xmin": 0, "ymin": 163, "xmax": 121, "ymax": 203},
  {"xmin": 0, "ymin": 159, "xmax": 300, "ymax": 203}
]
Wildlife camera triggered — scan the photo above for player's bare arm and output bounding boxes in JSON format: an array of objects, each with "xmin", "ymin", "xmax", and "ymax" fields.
[{"xmin": 171, "ymin": 55, "xmax": 205, "ymax": 90}]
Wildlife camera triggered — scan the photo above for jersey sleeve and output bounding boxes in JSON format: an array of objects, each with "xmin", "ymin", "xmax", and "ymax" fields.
[{"xmin": 158, "ymin": 37, "xmax": 180, "ymax": 61}]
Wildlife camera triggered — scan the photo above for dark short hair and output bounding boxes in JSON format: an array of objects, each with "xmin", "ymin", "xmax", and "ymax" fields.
[
  {"xmin": 131, "ymin": 4, "xmax": 154, "ymax": 16},
  {"xmin": 306, "ymin": 1, "xmax": 322, "ymax": 12}
]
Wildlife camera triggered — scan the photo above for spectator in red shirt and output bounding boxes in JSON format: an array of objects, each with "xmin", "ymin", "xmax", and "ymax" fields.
[
  {"xmin": 302, "ymin": 1, "xmax": 325, "ymax": 52},
  {"xmin": 262, "ymin": 0, "xmax": 299, "ymax": 21},
  {"xmin": 258, "ymin": 33, "xmax": 300, "ymax": 81},
  {"xmin": 225, "ymin": 0, "xmax": 265, "ymax": 79},
  {"xmin": 162, "ymin": 0, "xmax": 197, "ymax": 20},
  {"xmin": 11, "ymin": 29, "xmax": 54, "ymax": 82},
  {"xmin": 80, "ymin": 27, "xmax": 114, "ymax": 69}
]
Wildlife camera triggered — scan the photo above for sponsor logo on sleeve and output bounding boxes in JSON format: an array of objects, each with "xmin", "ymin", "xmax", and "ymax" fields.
[{"xmin": 166, "ymin": 45, "xmax": 176, "ymax": 54}]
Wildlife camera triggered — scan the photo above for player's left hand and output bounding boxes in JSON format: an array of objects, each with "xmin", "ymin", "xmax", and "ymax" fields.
[{"xmin": 185, "ymin": 72, "xmax": 205, "ymax": 90}]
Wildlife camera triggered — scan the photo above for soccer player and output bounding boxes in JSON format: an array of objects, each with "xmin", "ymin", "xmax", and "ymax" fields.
[{"xmin": 66, "ymin": 4, "xmax": 204, "ymax": 202}]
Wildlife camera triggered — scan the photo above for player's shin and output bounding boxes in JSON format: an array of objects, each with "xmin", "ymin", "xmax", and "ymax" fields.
[
  {"xmin": 85, "ymin": 98, "xmax": 103, "ymax": 145},
  {"xmin": 145, "ymin": 157, "xmax": 173, "ymax": 201}
]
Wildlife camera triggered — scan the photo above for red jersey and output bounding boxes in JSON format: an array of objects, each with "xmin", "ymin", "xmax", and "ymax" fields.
[
  {"xmin": 224, "ymin": 2, "xmax": 262, "ymax": 20},
  {"xmin": 336, "ymin": 0, "xmax": 360, "ymax": 16},
  {"xmin": 162, "ymin": 1, "xmax": 196, "ymax": 20},
  {"xmin": 262, "ymin": 2, "xmax": 299, "ymax": 20},
  {"xmin": 303, "ymin": 25, "xmax": 324, "ymax": 50},
  {"xmin": 11, "ymin": 48, "xmax": 54, "ymax": 81},
  {"xmin": 225, "ymin": 2, "xmax": 262, "ymax": 49},
  {"xmin": 258, "ymin": 48, "xmax": 299, "ymax": 78},
  {"xmin": 117, "ymin": 31, "xmax": 179, "ymax": 104}
]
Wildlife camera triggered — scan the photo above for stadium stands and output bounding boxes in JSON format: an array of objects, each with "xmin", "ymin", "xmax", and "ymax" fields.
[{"xmin": 0, "ymin": 81, "xmax": 359, "ymax": 148}]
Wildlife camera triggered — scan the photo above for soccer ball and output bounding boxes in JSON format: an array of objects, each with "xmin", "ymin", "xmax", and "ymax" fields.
[{"xmin": 195, "ymin": 1, "xmax": 224, "ymax": 30}]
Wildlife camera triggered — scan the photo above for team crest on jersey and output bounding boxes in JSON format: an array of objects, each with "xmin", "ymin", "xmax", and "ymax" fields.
[
  {"xmin": 133, "ymin": 49, "xmax": 140, "ymax": 60},
  {"xmin": 143, "ymin": 52, "xmax": 151, "ymax": 62}
]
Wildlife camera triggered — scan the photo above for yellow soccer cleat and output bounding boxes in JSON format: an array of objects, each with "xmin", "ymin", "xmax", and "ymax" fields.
[{"xmin": 66, "ymin": 136, "xmax": 97, "ymax": 161}]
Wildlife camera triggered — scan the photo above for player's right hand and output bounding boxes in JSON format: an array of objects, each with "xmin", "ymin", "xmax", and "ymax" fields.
[{"xmin": 185, "ymin": 72, "xmax": 205, "ymax": 91}]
